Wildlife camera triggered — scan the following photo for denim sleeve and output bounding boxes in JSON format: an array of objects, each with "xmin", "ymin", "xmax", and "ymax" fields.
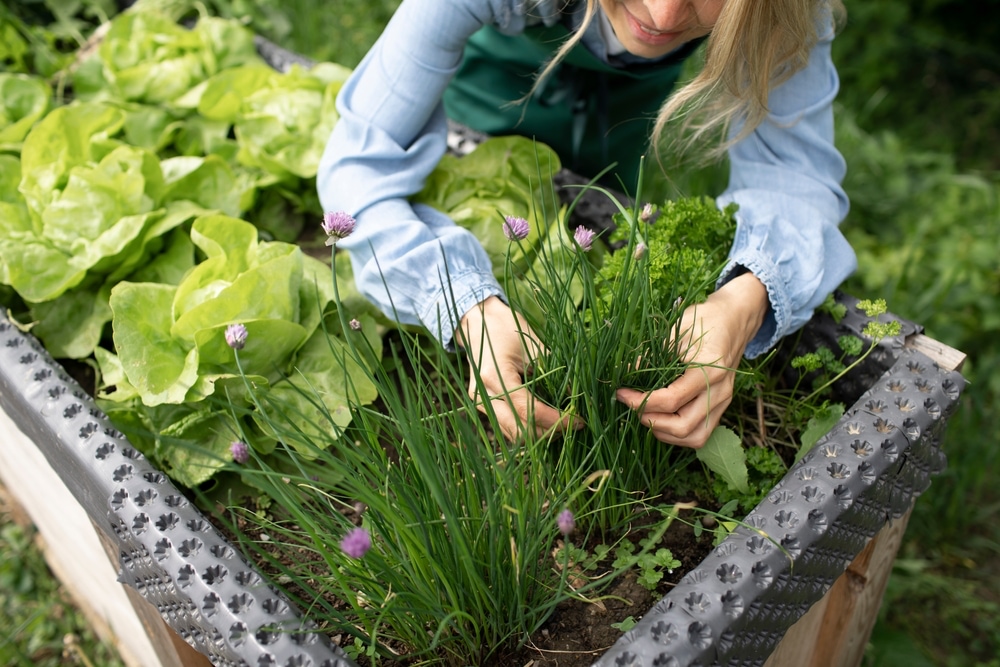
[
  {"xmin": 717, "ymin": 16, "xmax": 856, "ymax": 358},
  {"xmin": 316, "ymin": 0, "xmax": 555, "ymax": 348}
]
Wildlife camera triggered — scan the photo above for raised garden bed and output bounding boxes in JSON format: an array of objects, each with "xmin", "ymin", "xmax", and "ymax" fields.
[{"xmin": 0, "ymin": 289, "xmax": 965, "ymax": 667}]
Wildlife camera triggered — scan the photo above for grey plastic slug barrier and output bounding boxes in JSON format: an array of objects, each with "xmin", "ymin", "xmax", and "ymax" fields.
[{"xmin": 0, "ymin": 37, "xmax": 968, "ymax": 667}]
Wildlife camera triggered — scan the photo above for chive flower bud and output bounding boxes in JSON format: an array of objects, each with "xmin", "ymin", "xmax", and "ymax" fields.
[
  {"xmin": 633, "ymin": 242, "xmax": 648, "ymax": 260},
  {"xmin": 340, "ymin": 527, "xmax": 372, "ymax": 559},
  {"xmin": 639, "ymin": 202, "xmax": 657, "ymax": 223},
  {"xmin": 573, "ymin": 226, "xmax": 596, "ymax": 252},
  {"xmin": 502, "ymin": 215, "xmax": 530, "ymax": 241},
  {"xmin": 349, "ymin": 318, "xmax": 362, "ymax": 331},
  {"xmin": 557, "ymin": 509, "xmax": 575, "ymax": 536},
  {"xmin": 322, "ymin": 211, "xmax": 357, "ymax": 245},
  {"xmin": 230, "ymin": 440, "xmax": 250, "ymax": 464},
  {"xmin": 225, "ymin": 323, "xmax": 248, "ymax": 350}
]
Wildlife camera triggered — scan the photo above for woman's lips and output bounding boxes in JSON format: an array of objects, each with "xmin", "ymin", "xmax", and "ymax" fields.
[{"xmin": 624, "ymin": 9, "xmax": 682, "ymax": 46}]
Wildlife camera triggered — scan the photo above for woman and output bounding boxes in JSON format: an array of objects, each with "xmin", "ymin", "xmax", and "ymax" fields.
[{"xmin": 316, "ymin": 0, "xmax": 856, "ymax": 447}]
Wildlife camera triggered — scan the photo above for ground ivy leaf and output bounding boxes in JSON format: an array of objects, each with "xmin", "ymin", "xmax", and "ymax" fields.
[{"xmin": 696, "ymin": 426, "xmax": 749, "ymax": 494}]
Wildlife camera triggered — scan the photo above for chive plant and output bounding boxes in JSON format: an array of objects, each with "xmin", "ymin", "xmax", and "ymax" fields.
[
  {"xmin": 216, "ymin": 220, "xmax": 635, "ymax": 665},
  {"xmin": 501, "ymin": 162, "xmax": 739, "ymax": 531},
  {"xmin": 216, "ymin": 166, "xmax": 728, "ymax": 662},
  {"xmin": 216, "ymin": 159, "xmax": 902, "ymax": 665}
]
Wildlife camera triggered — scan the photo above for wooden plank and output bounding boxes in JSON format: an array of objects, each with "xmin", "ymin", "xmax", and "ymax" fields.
[
  {"xmin": 764, "ymin": 511, "xmax": 911, "ymax": 667},
  {"xmin": 907, "ymin": 333, "xmax": 967, "ymax": 371},
  {"xmin": 767, "ymin": 509, "xmax": 912, "ymax": 667},
  {"xmin": 815, "ymin": 509, "xmax": 911, "ymax": 666},
  {"xmin": 0, "ymin": 405, "xmax": 160, "ymax": 667},
  {"xmin": 761, "ymin": 584, "xmax": 834, "ymax": 666}
]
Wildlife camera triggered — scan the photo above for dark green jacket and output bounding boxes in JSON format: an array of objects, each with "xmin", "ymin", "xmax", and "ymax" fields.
[{"xmin": 443, "ymin": 19, "xmax": 701, "ymax": 189}]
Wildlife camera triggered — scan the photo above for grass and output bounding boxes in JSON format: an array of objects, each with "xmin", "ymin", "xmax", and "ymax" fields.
[{"xmin": 0, "ymin": 486, "xmax": 125, "ymax": 667}]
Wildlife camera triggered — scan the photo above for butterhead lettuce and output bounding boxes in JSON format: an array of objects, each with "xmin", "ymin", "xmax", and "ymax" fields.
[{"xmin": 100, "ymin": 214, "xmax": 380, "ymax": 486}]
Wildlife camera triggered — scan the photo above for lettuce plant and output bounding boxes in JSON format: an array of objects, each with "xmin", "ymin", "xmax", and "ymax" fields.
[
  {"xmin": 1, "ymin": 9, "xmax": 356, "ymax": 359},
  {"xmin": 412, "ymin": 136, "xmax": 564, "ymax": 273},
  {"xmin": 71, "ymin": 10, "xmax": 262, "ymax": 106},
  {"xmin": 95, "ymin": 213, "xmax": 381, "ymax": 487},
  {"xmin": 192, "ymin": 62, "xmax": 350, "ymax": 179},
  {"xmin": 1, "ymin": 100, "xmax": 240, "ymax": 358}
]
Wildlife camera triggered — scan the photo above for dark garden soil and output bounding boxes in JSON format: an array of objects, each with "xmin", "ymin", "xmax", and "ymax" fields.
[
  {"xmin": 495, "ymin": 522, "xmax": 715, "ymax": 667},
  {"xmin": 220, "ymin": 493, "xmax": 719, "ymax": 667},
  {"xmin": 59, "ymin": 312, "xmax": 730, "ymax": 667}
]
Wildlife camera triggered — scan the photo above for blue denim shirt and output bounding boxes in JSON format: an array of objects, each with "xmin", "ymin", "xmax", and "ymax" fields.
[{"xmin": 316, "ymin": 0, "xmax": 856, "ymax": 356}]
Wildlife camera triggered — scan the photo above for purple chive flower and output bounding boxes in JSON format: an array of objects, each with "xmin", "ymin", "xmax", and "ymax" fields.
[
  {"xmin": 230, "ymin": 440, "xmax": 250, "ymax": 464},
  {"xmin": 573, "ymin": 226, "xmax": 596, "ymax": 252},
  {"xmin": 502, "ymin": 215, "xmax": 531, "ymax": 242},
  {"xmin": 633, "ymin": 242, "xmax": 648, "ymax": 260},
  {"xmin": 225, "ymin": 323, "xmax": 248, "ymax": 350},
  {"xmin": 340, "ymin": 527, "xmax": 372, "ymax": 559},
  {"xmin": 322, "ymin": 211, "xmax": 356, "ymax": 246},
  {"xmin": 349, "ymin": 318, "xmax": 362, "ymax": 331},
  {"xmin": 639, "ymin": 202, "xmax": 657, "ymax": 223},
  {"xmin": 557, "ymin": 509, "xmax": 575, "ymax": 536}
]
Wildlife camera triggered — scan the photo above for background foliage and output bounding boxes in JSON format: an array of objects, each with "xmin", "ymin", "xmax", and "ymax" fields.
[{"xmin": 1, "ymin": 0, "xmax": 997, "ymax": 665}]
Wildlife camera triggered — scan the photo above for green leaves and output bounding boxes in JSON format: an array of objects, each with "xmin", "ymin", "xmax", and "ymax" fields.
[
  {"xmin": 18, "ymin": 101, "xmax": 126, "ymax": 222},
  {"xmin": 696, "ymin": 426, "xmax": 749, "ymax": 494},
  {"xmin": 79, "ymin": 11, "xmax": 261, "ymax": 106},
  {"xmin": 111, "ymin": 282, "xmax": 200, "ymax": 404},
  {"xmin": 601, "ymin": 196, "xmax": 736, "ymax": 314},
  {"xmin": 233, "ymin": 63, "xmax": 350, "ymax": 179},
  {"xmin": 101, "ymin": 214, "xmax": 379, "ymax": 483},
  {"xmin": 0, "ymin": 8, "xmax": 388, "ymax": 485},
  {"xmin": 413, "ymin": 135, "xmax": 562, "ymax": 275},
  {"xmin": 0, "ymin": 7, "xmax": 366, "ymax": 367},
  {"xmin": 0, "ymin": 73, "xmax": 50, "ymax": 149},
  {"xmin": 9, "ymin": 101, "xmax": 214, "ymax": 305}
]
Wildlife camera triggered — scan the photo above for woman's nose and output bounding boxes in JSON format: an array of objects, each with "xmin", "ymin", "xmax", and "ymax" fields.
[{"xmin": 644, "ymin": 0, "xmax": 691, "ymax": 31}]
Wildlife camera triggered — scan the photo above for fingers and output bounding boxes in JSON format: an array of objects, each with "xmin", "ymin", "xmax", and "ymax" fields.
[
  {"xmin": 469, "ymin": 363, "xmax": 581, "ymax": 441},
  {"xmin": 639, "ymin": 398, "xmax": 730, "ymax": 448},
  {"xmin": 487, "ymin": 385, "xmax": 578, "ymax": 441},
  {"xmin": 458, "ymin": 297, "xmax": 582, "ymax": 441},
  {"xmin": 616, "ymin": 364, "xmax": 735, "ymax": 448}
]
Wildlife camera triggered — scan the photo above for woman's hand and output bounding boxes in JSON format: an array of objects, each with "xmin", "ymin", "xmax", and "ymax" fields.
[
  {"xmin": 615, "ymin": 272, "xmax": 769, "ymax": 448},
  {"xmin": 456, "ymin": 296, "xmax": 581, "ymax": 441}
]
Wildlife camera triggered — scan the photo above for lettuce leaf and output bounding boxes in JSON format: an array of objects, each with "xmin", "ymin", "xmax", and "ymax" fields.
[
  {"xmin": 100, "ymin": 213, "xmax": 380, "ymax": 484},
  {"xmin": 231, "ymin": 62, "xmax": 349, "ymax": 179},
  {"xmin": 412, "ymin": 135, "xmax": 562, "ymax": 275},
  {"xmin": 82, "ymin": 12, "xmax": 261, "ymax": 107},
  {"xmin": 0, "ymin": 73, "xmax": 50, "ymax": 149}
]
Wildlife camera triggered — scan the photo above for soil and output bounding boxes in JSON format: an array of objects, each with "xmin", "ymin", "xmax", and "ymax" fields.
[
  {"xmin": 495, "ymin": 522, "xmax": 714, "ymax": 667},
  {"xmin": 513, "ymin": 574, "xmax": 658, "ymax": 667},
  {"xmin": 219, "ymin": 495, "xmax": 718, "ymax": 667}
]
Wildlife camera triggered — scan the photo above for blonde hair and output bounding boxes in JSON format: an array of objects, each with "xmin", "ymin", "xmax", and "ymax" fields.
[{"xmin": 530, "ymin": 0, "xmax": 846, "ymax": 163}]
